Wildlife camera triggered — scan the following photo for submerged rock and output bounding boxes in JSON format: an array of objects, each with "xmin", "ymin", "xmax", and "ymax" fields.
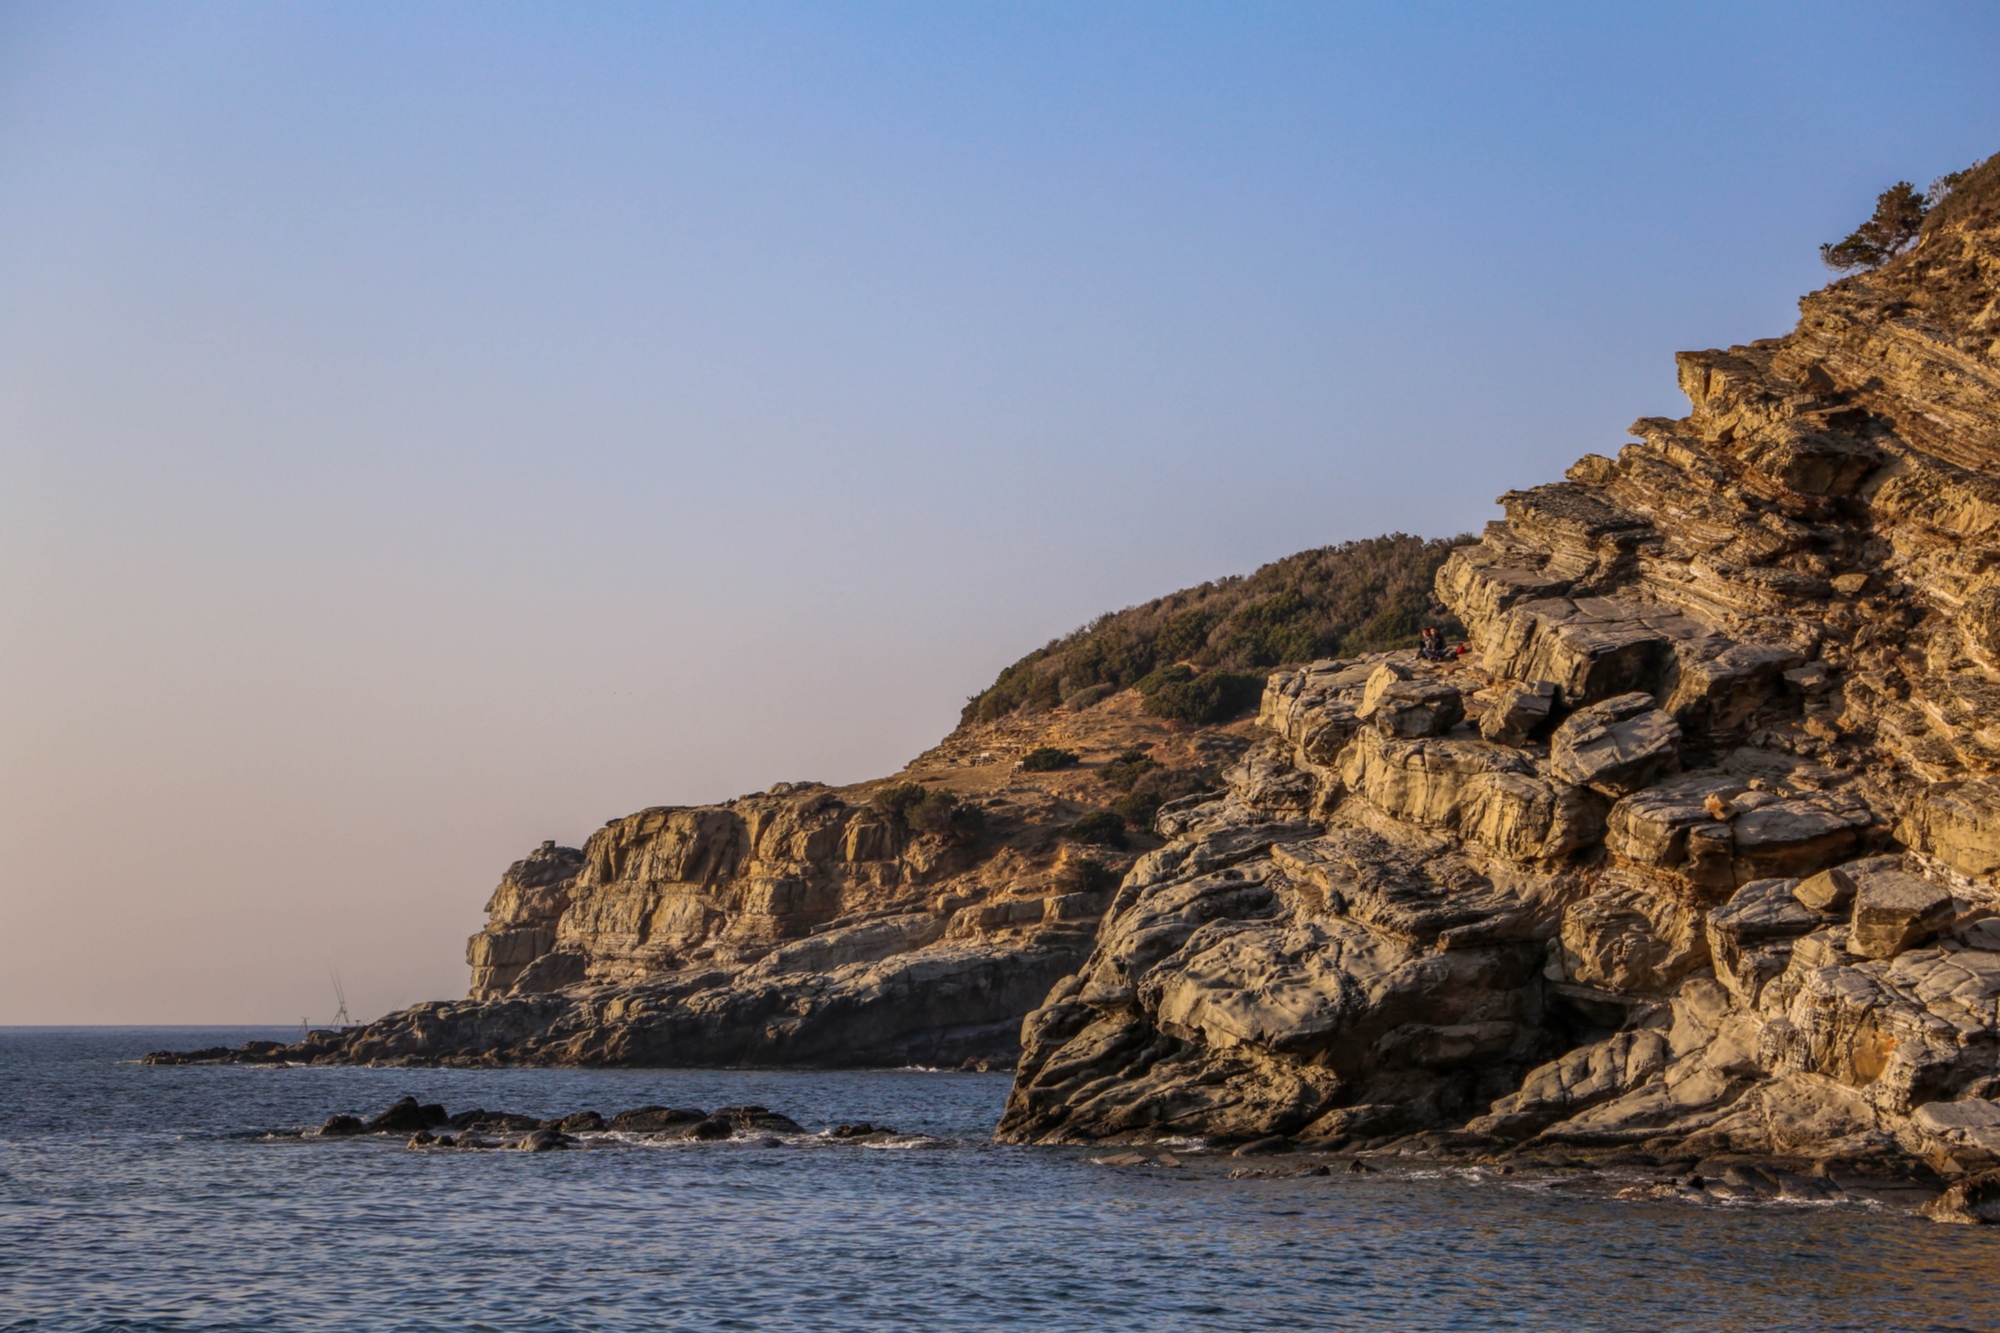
[{"xmin": 1922, "ymin": 1171, "xmax": 2000, "ymax": 1225}]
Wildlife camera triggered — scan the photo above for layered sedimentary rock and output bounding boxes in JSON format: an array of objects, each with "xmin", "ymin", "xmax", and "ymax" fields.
[
  {"xmin": 999, "ymin": 159, "xmax": 2000, "ymax": 1177},
  {"xmin": 159, "ymin": 160, "xmax": 2000, "ymax": 1197},
  {"xmin": 154, "ymin": 692, "xmax": 1253, "ymax": 1069}
]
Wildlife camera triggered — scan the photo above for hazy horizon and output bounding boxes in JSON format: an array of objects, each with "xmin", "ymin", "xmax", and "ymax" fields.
[{"xmin": 5, "ymin": 2, "xmax": 1998, "ymax": 1024}]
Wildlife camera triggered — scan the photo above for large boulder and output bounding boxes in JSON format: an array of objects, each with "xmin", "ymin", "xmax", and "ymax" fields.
[
  {"xmin": 364, "ymin": 1096, "xmax": 443, "ymax": 1134},
  {"xmin": 1762, "ymin": 940, "xmax": 2000, "ymax": 1116},
  {"xmin": 1477, "ymin": 681, "xmax": 1556, "ymax": 745},
  {"xmin": 1478, "ymin": 597, "xmax": 1704, "ymax": 706},
  {"xmin": 1794, "ymin": 864, "xmax": 1858, "ymax": 912},
  {"xmin": 1911, "ymin": 1098, "xmax": 2000, "ymax": 1167},
  {"xmin": 1557, "ymin": 882, "xmax": 1707, "ymax": 994},
  {"xmin": 1900, "ymin": 776, "xmax": 2000, "ymax": 886},
  {"xmin": 1357, "ymin": 664, "xmax": 1465, "ymax": 739},
  {"xmin": 1549, "ymin": 693, "xmax": 1681, "ymax": 797},
  {"xmin": 1604, "ymin": 774, "xmax": 1743, "ymax": 892},
  {"xmin": 1271, "ymin": 828, "xmax": 1543, "ymax": 949},
  {"xmin": 1706, "ymin": 878, "xmax": 1822, "ymax": 1005},
  {"xmin": 1850, "ymin": 869, "xmax": 1955, "ymax": 960},
  {"xmin": 1338, "ymin": 729, "xmax": 1603, "ymax": 861},
  {"xmin": 1923, "ymin": 1169, "xmax": 2000, "ymax": 1225},
  {"xmin": 1726, "ymin": 794, "xmax": 1872, "ymax": 884},
  {"xmin": 1465, "ymin": 1028, "xmax": 1670, "ymax": 1139}
]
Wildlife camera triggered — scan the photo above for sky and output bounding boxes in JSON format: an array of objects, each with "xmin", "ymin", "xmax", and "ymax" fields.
[{"xmin": 3, "ymin": 2, "xmax": 1998, "ymax": 1024}]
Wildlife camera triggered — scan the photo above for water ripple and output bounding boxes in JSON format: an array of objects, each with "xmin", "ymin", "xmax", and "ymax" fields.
[{"xmin": 4, "ymin": 1028, "xmax": 1999, "ymax": 1332}]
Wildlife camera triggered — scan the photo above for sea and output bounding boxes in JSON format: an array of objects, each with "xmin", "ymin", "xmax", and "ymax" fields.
[{"xmin": 4, "ymin": 1027, "xmax": 1998, "ymax": 1332}]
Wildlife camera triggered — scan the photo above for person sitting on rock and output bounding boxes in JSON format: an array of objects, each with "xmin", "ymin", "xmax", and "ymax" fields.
[{"xmin": 1416, "ymin": 627, "xmax": 1449, "ymax": 662}]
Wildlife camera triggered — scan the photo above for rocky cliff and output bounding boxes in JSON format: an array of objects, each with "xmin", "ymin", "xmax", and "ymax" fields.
[
  {"xmin": 154, "ymin": 157, "xmax": 2000, "ymax": 1191},
  {"xmin": 154, "ymin": 688, "xmax": 1259, "ymax": 1068},
  {"xmin": 997, "ymin": 155, "xmax": 2000, "ymax": 1179}
]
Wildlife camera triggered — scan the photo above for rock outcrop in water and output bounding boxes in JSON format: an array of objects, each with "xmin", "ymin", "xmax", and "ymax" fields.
[
  {"xmin": 997, "ymin": 155, "xmax": 2000, "ymax": 1183},
  {"xmin": 150, "ymin": 694, "xmax": 1257, "ymax": 1069},
  {"xmin": 154, "ymin": 156, "xmax": 2000, "ymax": 1201}
]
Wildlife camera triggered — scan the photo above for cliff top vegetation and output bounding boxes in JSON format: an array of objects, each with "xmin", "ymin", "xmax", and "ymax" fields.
[
  {"xmin": 962, "ymin": 532, "xmax": 1473, "ymax": 725},
  {"xmin": 1821, "ymin": 152, "xmax": 2000, "ymax": 272}
]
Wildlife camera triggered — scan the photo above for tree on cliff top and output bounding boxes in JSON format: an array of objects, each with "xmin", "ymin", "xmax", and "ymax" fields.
[
  {"xmin": 961, "ymin": 532, "xmax": 1473, "ymax": 725},
  {"xmin": 1821, "ymin": 181, "xmax": 1930, "ymax": 272},
  {"xmin": 1821, "ymin": 160, "xmax": 1992, "ymax": 272}
]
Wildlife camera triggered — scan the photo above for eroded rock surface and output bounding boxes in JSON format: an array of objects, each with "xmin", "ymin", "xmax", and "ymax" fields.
[
  {"xmin": 150, "ymin": 692, "xmax": 1257, "ymax": 1070},
  {"xmin": 1000, "ymin": 160, "xmax": 2000, "ymax": 1206},
  {"xmin": 154, "ymin": 156, "xmax": 2000, "ymax": 1212}
]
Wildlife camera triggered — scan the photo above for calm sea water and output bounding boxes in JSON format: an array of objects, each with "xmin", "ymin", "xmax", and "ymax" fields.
[{"xmin": 4, "ymin": 1028, "xmax": 1998, "ymax": 1332}]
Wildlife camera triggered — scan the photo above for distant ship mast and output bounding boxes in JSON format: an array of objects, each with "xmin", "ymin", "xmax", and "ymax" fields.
[{"xmin": 330, "ymin": 969, "xmax": 354, "ymax": 1028}]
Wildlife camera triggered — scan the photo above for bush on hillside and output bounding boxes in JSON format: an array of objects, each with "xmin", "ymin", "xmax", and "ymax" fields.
[
  {"xmin": 1140, "ymin": 669, "xmax": 1266, "ymax": 725},
  {"xmin": 1822, "ymin": 181, "xmax": 1931, "ymax": 272},
  {"xmin": 1134, "ymin": 664, "xmax": 1194, "ymax": 695},
  {"xmin": 1919, "ymin": 153, "xmax": 2000, "ymax": 236},
  {"xmin": 870, "ymin": 783, "xmax": 985, "ymax": 844},
  {"xmin": 961, "ymin": 533, "xmax": 1473, "ymax": 725},
  {"xmin": 869, "ymin": 783, "xmax": 928, "ymax": 824},
  {"xmin": 1054, "ymin": 856, "xmax": 1119, "ymax": 896},
  {"xmin": 1020, "ymin": 746, "xmax": 1080, "ymax": 772},
  {"xmin": 1112, "ymin": 765, "xmax": 1218, "ymax": 832},
  {"xmin": 1065, "ymin": 810, "xmax": 1128, "ymax": 850},
  {"xmin": 1062, "ymin": 682, "xmax": 1118, "ymax": 711},
  {"xmin": 1101, "ymin": 749, "xmax": 1159, "ymax": 792},
  {"xmin": 1821, "ymin": 161, "xmax": 1999, "ymax": 273}
]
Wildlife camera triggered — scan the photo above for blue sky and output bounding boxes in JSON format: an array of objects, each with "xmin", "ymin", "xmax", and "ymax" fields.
[{"xmin": 4, "ymin": 2, "xmax": 1997, "ymax": 1021}]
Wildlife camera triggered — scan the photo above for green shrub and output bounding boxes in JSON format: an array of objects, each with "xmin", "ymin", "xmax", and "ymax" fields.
[
  {"xmin": 1054, "ymin": 856, "xmax": 1119, "ymax": 896},
  {"xmin": 1822, "ymin": 181, "xmax": 1930, "ymax": 271},
  {"xmin": 960, "ymin": 533, "xmax": 1474, "ymax": 726},
  {"xmin": 1020, "ymin": 746, "xmax": 1080, "ymax": 772},
  {"xmin": 1062, "ymin": 683, "xmax": 1117, "ymax": 711},
  {"xmin": 1141, "ymin": 670, "xmax": 1265, "ymax": 725},
  {"xmin": 1920, "ymin": 152, "xmax": 2000, "ymax": 236},
  {"xmin": 1101, "ymin": 749, "xmax": 1158, "ymax": 792},
  {"xmin": 1065, "ymin": 810, "xmax": 1128, "ymax": 850},
  {"xmin": 1112, "ymin": 764, "xmax": 1218, "ymax": 831},
  {"xmin": 871, "ymin": 783, "xmax": 984, "ymax": 844},
  {"xmin": 1134, "ymin": 663, "xmax": 1195, "ymax": 695},
  {"xmin": 911, "ymin": 792, "xmax": 984, "ymax": 843},
  {"xmin": 868, "ymin": 783, "xmax": 928, "ymax": 823}
]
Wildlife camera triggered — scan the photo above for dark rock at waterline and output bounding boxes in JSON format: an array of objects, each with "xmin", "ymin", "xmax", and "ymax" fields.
[
  {"xmin": 1923, "ymin": 1170, "xmax": 2000, "ymax": 1225},
  {"xmin": 714, "ymin": 1106, "xmax": 805, "ymax": 1135},
  {"xmin": 520, "ymin": 1128, "xmax": 574, "ymax": 1152},
  {"xmin": 1232, "ymin": 1135, "xmax": 1292, "ymax": 1158},
  {"xmin": 142, "ymin": 1046, "xmax": 250, "ymax": 1066},
  {"xmin": 492, "ymin": 1114, "xmax": 544, "ymax": 1131},
  {"xmin": 829, "ymin": 1122, "xmax": 886, "ymax": 1138},
  {"xmin": 309, "ymin": 1099, "xmax": 806, "ymax": 1145},
  {"xmin": 609, "ymin": 1106, "xmax": 706, "ymax": 1131},
  {"xmin": 143, "ymin": 1032, "xmax": 349, "ymax": 1065},
  {"xmin": 365, "ymin": 1097, "xmax": 438, "ymax": 1134}
]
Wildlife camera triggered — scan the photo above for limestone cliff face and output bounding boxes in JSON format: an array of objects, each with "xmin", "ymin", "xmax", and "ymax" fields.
[
  {"xmin": 227, "ymin": 690, "xmax": 1255, "ymax": 1069},
  {"xmin": 999, "ymin": 160, "xmax": 2000, "ymax": 1168},
  {"xmin": 467, "ymin": 790, "xmax": 932, "ymax": 999},
  {"xmin": 466, "ymin": 841, "xmax": 582, "ymax": 996}
]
